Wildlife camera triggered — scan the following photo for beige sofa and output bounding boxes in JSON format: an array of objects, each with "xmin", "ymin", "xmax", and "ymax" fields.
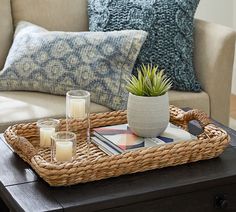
[{"xmin": 0, "ymin": 0, "xmax": 235, "ymax": 132}]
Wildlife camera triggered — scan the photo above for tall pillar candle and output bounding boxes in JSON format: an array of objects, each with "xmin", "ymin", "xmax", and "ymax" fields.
[{"xmin": 69, "ymin": 99, "xmax": 86, "ymax": 119}]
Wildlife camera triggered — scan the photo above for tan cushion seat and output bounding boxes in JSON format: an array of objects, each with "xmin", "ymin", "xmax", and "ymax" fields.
[
  {"xmin": 168, "ymin": 90, "xmax": 210, "ymax": 115},
  {"xmin": 0, "ymin": 91, "xmax": 111, "ymax": 132},
  {"xmin": 0, "ymin": 90, "xmax": 209, "ymax": 132}
]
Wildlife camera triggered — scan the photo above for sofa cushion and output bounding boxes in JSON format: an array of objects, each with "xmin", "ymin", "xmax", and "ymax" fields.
[
  {"xmin": 0, "ymin": 90, "xmax": 209, "ymax": 133},
  {"xmin": 11, "ymin": 0, "xmax": 89, "ymax": 32},
  {"xmin": 0, "ymin": 91, "xmax": 111, "ymax": 133},
  {"xmin": 88, "ymin": 0, "xmax": 201, "ymax": 92},
  {"xmin": 168, "ymin": 90, "xmax": 210, "ymax": 115},
  {"xmin": 1, "ymin": 21, "xmax": 147, "ymax": 110},
  {"xmin": 0, "ymin": 0, "xmax": 13, "ymax": 70}
]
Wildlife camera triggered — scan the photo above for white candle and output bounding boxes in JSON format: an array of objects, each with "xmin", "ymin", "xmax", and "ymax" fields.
[
  {"xmin": 55, "ymin": 141, "xmax": 73, "ymax": 162},
  {"xmin": 40, "ymin": 128, "xmax": 55, "ymax": 147},
  {"xmin": 69, "ymin": 99, "xmax": 86, "ymax": 119}
]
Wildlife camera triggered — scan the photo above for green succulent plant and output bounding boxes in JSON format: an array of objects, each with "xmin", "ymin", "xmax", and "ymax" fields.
[{"xmin": 126, "ymin": 64, "xmax": 172, "ymax": 96}]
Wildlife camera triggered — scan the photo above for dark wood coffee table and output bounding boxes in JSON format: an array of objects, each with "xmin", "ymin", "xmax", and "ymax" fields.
[{"xmin": 1, "ymin": 120, "xmax": 236, "ymax": 212}]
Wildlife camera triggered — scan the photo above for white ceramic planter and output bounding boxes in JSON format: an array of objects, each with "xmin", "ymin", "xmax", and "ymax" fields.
[{"xmin": 127, "ymin": 92, "xmax": 169, "ymax": 137}]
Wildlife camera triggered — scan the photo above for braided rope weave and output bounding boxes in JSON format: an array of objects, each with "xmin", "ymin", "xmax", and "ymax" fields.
[{"xmin": 4, "ymin": 106, "xmax": 229, "ymax": 186}]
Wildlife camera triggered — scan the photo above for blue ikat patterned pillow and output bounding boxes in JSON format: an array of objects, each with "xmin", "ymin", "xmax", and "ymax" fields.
[
  {"xmin": 0, "ymin": 21, "xmax": 147, "ymax": 110},
  {"xmin": 88, "ymin": 0, "xmax": 201, "ymax": 91}
]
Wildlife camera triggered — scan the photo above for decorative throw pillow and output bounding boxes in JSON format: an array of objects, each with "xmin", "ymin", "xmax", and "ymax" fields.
[
  {"xmin": 0, "ymin": 21, "xmax": 147, "ymax": 110},
  {"xmin": 88, "ymin": 0, "xmax": 201, "ymax": 92}
]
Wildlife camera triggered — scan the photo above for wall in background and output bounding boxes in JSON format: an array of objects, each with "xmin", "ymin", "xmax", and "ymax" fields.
[
  {"xmin": 195, "ymin": 0, "xmax": 236, "ymax": 94},
  {"xmin": 233, "ymin": 0, "xmax": 236, "ymax": 95}
]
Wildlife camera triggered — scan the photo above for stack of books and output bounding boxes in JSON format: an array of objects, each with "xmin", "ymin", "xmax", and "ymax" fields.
[{"xmin": 91, "ymin": 123, "xmax": 197, "ymax": 155}]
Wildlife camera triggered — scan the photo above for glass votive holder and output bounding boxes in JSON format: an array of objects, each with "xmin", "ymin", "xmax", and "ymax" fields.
[
  {"xmin": 51, "ymin": 131, "xmax": 76, "ymax": 162},
  {"xmin": 37, "ymin": 118, "xmax": 60, "ymax": 148},
  {"xmin": 66, "ymin": 90, "xmax": 90, "ymax": 135}
]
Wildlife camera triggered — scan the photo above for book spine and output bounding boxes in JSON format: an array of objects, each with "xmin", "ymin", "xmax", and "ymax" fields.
[
  {"xmin": 93, "ymin": 132, "xmax": 124, "ymax": 153},
  {"xmin": 91, "ymin": 137, "xmax": 120, "ymax": 155}
]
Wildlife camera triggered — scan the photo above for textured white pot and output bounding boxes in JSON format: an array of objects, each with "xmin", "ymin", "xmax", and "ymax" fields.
[{"xmin": 127, "ymin": 92, "xmax": 169, "ymax": 137}]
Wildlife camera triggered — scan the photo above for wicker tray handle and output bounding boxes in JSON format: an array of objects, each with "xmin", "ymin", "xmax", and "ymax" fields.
[
  {"xmin": 183, "ymin": 109, "xmax": 212, "ymax": 128},
  {"xmin": 16, "ymin": 136, "xmax": 37, "ymax": 161},
  {"xmin": 170, "ymin": 107, "xmax": 212, "ymax": 131}
]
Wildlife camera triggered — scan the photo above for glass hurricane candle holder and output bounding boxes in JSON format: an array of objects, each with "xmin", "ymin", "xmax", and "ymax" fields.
[
  {"xmin": 66, "ymin": 90, "xmax": 90, "ymax": 120},
  {"xmin": 37, "ymin": 118, "xmax": 60, "ymax": 147},
  {"xmin": 51, "ymin": 131, "xmax": 76, "ymax": 162},
  {"xmin": 66, "ymin": 90, "xmax": 90, "ymax": 142}
]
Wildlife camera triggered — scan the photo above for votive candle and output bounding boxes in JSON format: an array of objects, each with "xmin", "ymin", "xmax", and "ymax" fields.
[
  {"xmin": 37, "ymin": 118, "xmax": 59, "ymax": 148},
  {"xmin": 55, "ymin": 141, "xmax": 73, "ymax": 162},
  {"xmin": 51, "ymin": 131, "xmax": 76, "ymax": 162},
  {"xmin": 40, "ymin": 127, "xmax": 55, "ymax": 147}
]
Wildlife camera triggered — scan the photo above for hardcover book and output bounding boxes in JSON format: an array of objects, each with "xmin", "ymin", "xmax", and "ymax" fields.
[{"xmin": 92, "ymin": 123, "xmax": 197, "ymax": 155}]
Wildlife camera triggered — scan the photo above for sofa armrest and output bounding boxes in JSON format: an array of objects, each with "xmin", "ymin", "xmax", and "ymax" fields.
[{"xmin": 193, "ymin": 19, "xmax": 236, "ymax": 125}]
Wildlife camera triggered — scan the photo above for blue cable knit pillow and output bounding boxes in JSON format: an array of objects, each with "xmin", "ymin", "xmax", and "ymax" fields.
[
  {"xmin": 0, "ymin": 21, "xmax": 147, "ymax": 110},
  {"xmin": 88, "ymin": 0, "xmax": 201, "ymax": 91}
]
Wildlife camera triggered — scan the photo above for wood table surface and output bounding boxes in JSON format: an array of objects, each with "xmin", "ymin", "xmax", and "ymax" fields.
[{"xmin": 0, "ymin": 120, "xmax": 236, "ymax": 212}]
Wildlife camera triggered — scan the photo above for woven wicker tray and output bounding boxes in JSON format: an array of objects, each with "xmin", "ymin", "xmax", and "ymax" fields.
[{"xmin": 4, "ymin": 106, "xmax": 230, "ymax": 186}]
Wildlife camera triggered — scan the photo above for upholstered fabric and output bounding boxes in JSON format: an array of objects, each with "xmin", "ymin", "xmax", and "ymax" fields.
[
  {"xmin": 0, "ymin": 0, "xmax": 13, "ymax": 70},
  {"xmin": 0, "ymin": 90, "xmax": 209, "ymax": 132},
  {"xmin": 194, "ymin": 19, "xmax": 236, "ymax": 125},
  {"xmin": 0, "ymin": 1, "xmax": 235, "ymax": 127},
  {"xmin": 1, "ymin": 21, "xmax": 147, "ymax": 110},
  {"xmin": 11, "ymin": 0, "xmax": 89, "ymax": 32},
  {"xmin": 0, "ymin": 91, "xmax": 111, "ymax": 132},
  {"xmin": 88, "ymin": 0, "xmax": 201, "ymax": 92},
  {"xmin": 168, "ymin": 90, "xmax": 210, "ymax": 116}
]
